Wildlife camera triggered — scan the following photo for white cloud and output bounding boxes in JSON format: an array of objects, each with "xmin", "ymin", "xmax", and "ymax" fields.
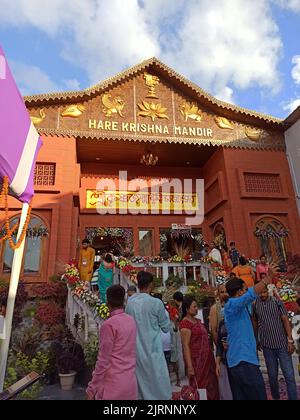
[
  {"xmin": 283, "ymin": 98, "xmax": 300, "ymax": 114},
  {"xmin": 273, "ymin": 0, "xmax": 300, "ymax": 13},
  {"xmin": 214, "ymin": 86, "xmax": 235, "ymax": 104},
  {"xmin": 0, "ymin": 0, "xmax": 284, "ymax": 99},
  {"xmin": 292, "ymin": 56, "xmax": 300, "ymax": 85},
  {"xmin": 9, "ymin": 59, "xmax": 60, "ymax": 95},
  {"xmin": 9, "ymin": 59, "xmax": 80, "ymax": 95}
]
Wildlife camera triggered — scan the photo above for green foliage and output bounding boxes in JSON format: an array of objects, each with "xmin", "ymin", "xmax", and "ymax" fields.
[
  {"xmin": 5, "ymin": 351, "xmax": 49, "ymax": 400},
  {"xmin": 84, "ymin": 335, "xmax": 99, "ymax": 368},
  {"xmin": 166, "ymin": 274, "xmax": 183, "ymax": 288},
  {"xmin": 152, "ymin": 276, "xmax": 163, "ymax": 288},
  {"xmin": 12, "ymin": 321, "xmax": 45, "ymax": 358}
]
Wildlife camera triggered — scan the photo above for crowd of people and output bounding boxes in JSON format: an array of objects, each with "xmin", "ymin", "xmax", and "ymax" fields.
[{"xmin": 79, "ymin": 239, "xmax": 299, "ymax": 401}]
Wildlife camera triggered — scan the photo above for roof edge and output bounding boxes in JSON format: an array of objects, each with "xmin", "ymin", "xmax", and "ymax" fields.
[{"xmin": 24, "ymin": 57, "xmax": 283, "ymax": 126}]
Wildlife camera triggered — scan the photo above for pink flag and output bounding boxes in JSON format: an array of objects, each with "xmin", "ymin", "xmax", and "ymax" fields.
[{"xmin": 0, "ymin": 45, "xmax": 42, "ymax": 203}]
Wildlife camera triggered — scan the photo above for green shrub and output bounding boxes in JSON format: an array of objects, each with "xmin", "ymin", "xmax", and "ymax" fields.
[{"xmin": 84, "ymin": 335, "xmax": 99, "ymax": 368}]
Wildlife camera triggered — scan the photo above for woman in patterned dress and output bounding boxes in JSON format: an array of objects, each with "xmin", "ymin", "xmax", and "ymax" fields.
[{"xmin": 180, "ymin": 296, "xmax": 219, "ymax": 400}]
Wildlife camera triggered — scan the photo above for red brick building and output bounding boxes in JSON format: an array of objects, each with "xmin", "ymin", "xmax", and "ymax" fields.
[{"xmin": 1, "ymin": 58, "xmax": 299, "ymax": 283}]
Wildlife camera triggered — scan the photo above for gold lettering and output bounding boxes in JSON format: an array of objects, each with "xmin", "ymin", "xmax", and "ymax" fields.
[
  {"xmin": 155, "ymin": 125, "xmax": 162, "ymax": 134},
  {"xmin": 89, "ymin": 119, "xmax": 97, "ymax": 129},
  {"xmin": 97, "ymin": 120, "xmax": 104, "ymax": 130},
  {"xmin": 122, "ymin": 122, "xmax": 129, "ymax": 131},
  {"xmin": 189, "ymin": 127, "xmax": 196, "ymax": 136},
  {"xmin": 141, "ymin": 123, "xmax": 147, "ymax": 133},
  {"xmin": 130, "ymin": 123, "xmax": 136, "ymax": 132},
  {"xmin": 196, "ymin": 128, "xmax": 203, "ymax": 136},
  {"xmin": 148, "ymin": 125, "xmax": 155, "ymax": 133},
  {"xmin": 105, "ymin": 121, "xmax": 111, "ymax": 130},
  {"xmin": 112, "ymin": 121, "xmax": 118, "ymax": 131},
  {"xmin": 207, "ymin": 128, "xmax": 213, "ymax": 137},
  {"xmin": 182, "ymin": 127, "xmax": 188, "ymax": 136},
  {"xmin": 174, "ymin": 126, "xmax": 181, "ymax": 135},
  {"xmin": 163, "ymin": 126, "xmax": 169, "ymax": 134}
]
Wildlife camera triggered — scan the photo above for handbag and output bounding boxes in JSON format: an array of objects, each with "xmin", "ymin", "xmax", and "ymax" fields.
[{"xmin": 180, "ymin": 378, "xmax": 200, "ymax": 401}]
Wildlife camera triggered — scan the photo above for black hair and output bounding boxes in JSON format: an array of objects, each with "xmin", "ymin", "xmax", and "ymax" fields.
[
  {"xmin": 82, "ymin": 239, "xmax": 90, "ymax": 245},
  {"xmin": 106, "ymin": 285, "xmax": 125, "ymax": 308},
  {"xmin": 127, "ymin": 285, "xmax": 137, "ymax": 293},
  {"xmin": 239, "ymin": 256, "xmax": 247, "ymax": 266},
  {"xmin": 260, "ymin": 272, "xmax": 267, "ymax": 280},
  {"xmin": 104, "ymin": 254, "xmax": 113, "ymax": 263},
  {"xmin": 226, "ymin": 277, "xmax": 245, "ymax": 297},
  {"xmin": 152, "ymin": 293, "xmax": 163, "ymax": 301},
  {"xmin": 229, "ymin": 272, "xmax": 235, "ymax": 278},
  {"xmin": 230, "ymin": 242, "xmax": 235, "ymax": 247},
  {"xmin": 260, "ymin": 254, "xmax": 266, "ymax": 260},
  {"xmin": 137, "ymin": 271, "xmax": 153, "ymax": 290},
  {"xmin": 173, "ymin": 291, "xmax": 184, "ymax": 302},
  {"xmin": 182, "ymin": 295, "xmax": 197, "ymax": 318}
]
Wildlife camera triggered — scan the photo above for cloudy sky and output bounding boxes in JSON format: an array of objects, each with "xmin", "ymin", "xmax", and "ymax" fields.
[{"xmin": 0, "ymin": 0, "xmax": 300, "ymax": 118}]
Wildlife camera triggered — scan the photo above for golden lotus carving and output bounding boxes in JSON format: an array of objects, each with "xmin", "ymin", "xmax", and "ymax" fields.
[
  {"xmin": 180, "ymin": 103, "xmax": 202, "ymax": 122},
  {"xmin": 214, "ymin": 116, "xmax": 234, "ymax": 130},
  {"xmin": 138, "ymin": 101, "xmax": 169, "ymax": 122},
  {"xmin": 144, "ymin": 73, "xmax": 160, "ymax": 98},
  {"xmin": 61, "ymin": 104, "xmax": 85, "ymax": 118},
  {"xmin": 30, "ymin": 109, "xmax": 46, "ymax": 125},
  {"xmin": 245, "ymin": 127, "xmax": 262, "ymax": 142},
  {"xmin": 102, "ymin": 94, "xmax": 125, "ymax": 118}
]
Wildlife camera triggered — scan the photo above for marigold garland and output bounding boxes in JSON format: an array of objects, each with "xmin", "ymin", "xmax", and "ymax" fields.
[{"xmin": 0, "ymin": 176, "xmax": 32, "ymax": 249}]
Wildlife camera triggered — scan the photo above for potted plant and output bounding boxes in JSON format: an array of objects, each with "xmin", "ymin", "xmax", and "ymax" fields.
[{"xmin": 52, "ymin": 325, "xmax": 84, "ymax": 391}]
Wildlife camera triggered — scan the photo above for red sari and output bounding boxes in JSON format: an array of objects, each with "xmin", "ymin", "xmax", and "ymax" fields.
[{"xmin": 180, "ymin": 318, "xmax": 219, "ymax": 400}]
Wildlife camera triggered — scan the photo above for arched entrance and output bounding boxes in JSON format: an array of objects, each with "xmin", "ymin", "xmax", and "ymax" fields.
[{"xmin": 254, "ymin": 218, "xmax": 289, "ymax": 265}]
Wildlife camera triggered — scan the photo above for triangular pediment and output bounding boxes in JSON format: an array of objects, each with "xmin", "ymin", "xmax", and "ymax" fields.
[{"xmin": 25, "ymin": 58, "xmax": 285, "ymax": 150}]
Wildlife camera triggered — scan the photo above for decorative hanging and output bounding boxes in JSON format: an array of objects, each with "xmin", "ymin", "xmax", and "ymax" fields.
[
  {"xmin": 0, "ymin": 176, "xmax": 32, "ymax": 249},
  {"xmin": 254, "ymin": 226, "xmax": 289, "ymax": 239}
]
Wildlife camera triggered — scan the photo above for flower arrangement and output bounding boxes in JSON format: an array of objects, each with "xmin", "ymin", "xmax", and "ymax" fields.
[
  {"xmin": 95, "ymin": 303, "xmax": 110, "ymax": 320},
  {"xmin": 64, "ymin": 262, "xmax": 80, "ymax": 287},
  {"xmin": 168, "ymin": 255, "xmax": 184, "ymax": 263}
]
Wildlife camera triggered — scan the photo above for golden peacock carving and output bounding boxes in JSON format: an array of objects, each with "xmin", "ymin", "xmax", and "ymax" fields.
[{"xmin": 102, "ymin": 94, "xmax": 125, "ymax": 118}]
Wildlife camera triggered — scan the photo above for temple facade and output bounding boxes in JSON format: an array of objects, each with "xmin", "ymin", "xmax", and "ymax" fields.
[{"xmin": 1, "ymin": 58, "xmax": 299, "ymax": 283}]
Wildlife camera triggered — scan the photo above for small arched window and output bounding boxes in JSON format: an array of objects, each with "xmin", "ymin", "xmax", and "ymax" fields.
[
  {"xmin": 1, "ymin": 215, "xmax": 49, "ymax": 276},
  {"xmin": 254, "ymin": 218, "xmax": 288, "ymax": 264}
]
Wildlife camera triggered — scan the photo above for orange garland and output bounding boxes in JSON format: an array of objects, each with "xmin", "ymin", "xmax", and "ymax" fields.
[{"xmin": 0, "ymin": 176, "xmax": 32, "ymax": 249}]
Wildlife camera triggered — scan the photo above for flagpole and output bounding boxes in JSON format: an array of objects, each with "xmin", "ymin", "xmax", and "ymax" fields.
[{"xmin": 0, "ymin": 202, "xmax": 29, "ymax": 392}]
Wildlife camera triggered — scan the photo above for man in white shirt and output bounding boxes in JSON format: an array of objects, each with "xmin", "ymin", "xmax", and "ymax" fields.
[{"xmin": 209, "ymin": 243, "xmax": 223, "ymax": 265}]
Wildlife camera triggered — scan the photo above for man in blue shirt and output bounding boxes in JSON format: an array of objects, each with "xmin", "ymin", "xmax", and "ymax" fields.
[{"xmin": 224, "ymin": 265, "xmax": 276, "ymax": 400}]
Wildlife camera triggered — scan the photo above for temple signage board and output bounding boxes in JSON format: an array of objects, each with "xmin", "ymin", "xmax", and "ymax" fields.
[{"xmin": 86, "ymin": 189, "xmax": 199, "ymax": 212}]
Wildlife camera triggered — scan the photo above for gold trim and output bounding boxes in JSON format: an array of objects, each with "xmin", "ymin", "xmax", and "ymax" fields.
[
  {"xmin": 24, "ymin": 57, "xmax": 283, "ymax": 126},
  {"xmin": 37, "ymin": 127, "xmax": 285, "ymax": 151}
]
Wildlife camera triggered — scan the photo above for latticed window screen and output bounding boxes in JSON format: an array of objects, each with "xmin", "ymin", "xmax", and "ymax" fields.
[
  {"xmin": 34, "ymin": 163, "xmax": 56, "ymax": 186},
  {"xmin": 244, "ymin": 173, "xmax": 281, "ymax": 194}
]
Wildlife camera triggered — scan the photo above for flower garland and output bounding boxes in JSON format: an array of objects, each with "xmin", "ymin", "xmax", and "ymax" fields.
[{"xmin": 0, "ymin": 176, "xmax": 32, "ymax": 249}]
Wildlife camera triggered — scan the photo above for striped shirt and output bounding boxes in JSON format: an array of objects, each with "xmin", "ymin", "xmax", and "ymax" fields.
[{"xmin": 253, "ymin": 297, "xmax": 288, "ymax": 349}]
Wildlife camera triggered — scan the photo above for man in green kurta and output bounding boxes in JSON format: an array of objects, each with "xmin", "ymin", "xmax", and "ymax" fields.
[{"xmin": 126, "ymin": 271, "xmax": 172, "ymax": 400}]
